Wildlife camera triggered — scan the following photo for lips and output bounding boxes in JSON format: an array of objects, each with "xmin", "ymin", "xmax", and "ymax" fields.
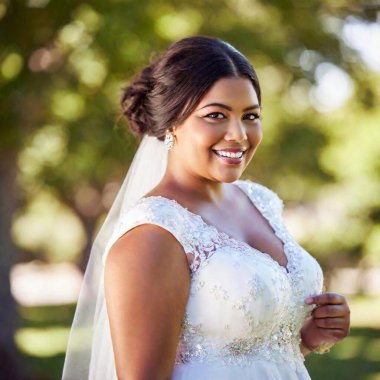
[
  {"xmin": 212, "ymin": 148, "xmax": 248, "ymax": 164},
  {"xmin": 214, "ymin": 148, "xmax": 247, "ymax": 153}
]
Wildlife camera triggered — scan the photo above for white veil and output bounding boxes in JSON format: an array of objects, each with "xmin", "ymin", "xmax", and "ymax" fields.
[{"xmin": 62, "ymin": 135, "xmax": 168, "ymax": 379}]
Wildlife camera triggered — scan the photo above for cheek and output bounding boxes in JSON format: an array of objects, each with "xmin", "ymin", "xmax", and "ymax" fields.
[
  {"xmin": 176, "ymin": 128, "xmax": 217, "ymax": 162},
  {"xmin": 193, "ymin": 126, "xmax": 223, "ymax": 149},
  {"xmin": 248, "ymin": 124, "xmax": 263, "ymax": 146}
]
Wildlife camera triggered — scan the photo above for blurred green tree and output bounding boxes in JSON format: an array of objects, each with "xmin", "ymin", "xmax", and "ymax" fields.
[{"xmin": 1, "ymin": 0, "xmax": 379, "ymax": 377}]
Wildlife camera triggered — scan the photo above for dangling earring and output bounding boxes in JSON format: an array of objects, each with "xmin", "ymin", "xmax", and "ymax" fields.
[{"xmin": 164, "ymin": 130, "xmax": 175, "ymax": 150}]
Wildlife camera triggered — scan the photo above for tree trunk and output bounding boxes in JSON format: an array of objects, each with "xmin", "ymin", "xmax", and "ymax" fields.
[{"xmin": 0, "ymin": 149, "xmax": 25, "ymax": 379}]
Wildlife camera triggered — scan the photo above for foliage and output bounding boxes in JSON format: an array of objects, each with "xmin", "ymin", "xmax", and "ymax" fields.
[{"xmin": 1, "ymin": 0, "xmax": 379, "ymax": 266}]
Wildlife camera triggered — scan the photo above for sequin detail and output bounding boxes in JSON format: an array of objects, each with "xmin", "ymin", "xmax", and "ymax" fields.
[{"xmin": 110, "ymin": 180, "xmax": 324, "ymax": 373}]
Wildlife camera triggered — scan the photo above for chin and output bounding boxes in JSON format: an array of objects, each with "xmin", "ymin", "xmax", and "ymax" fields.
[{"xmin": 214, "ymin": 171, "xmax": 243, "ymax": 183}]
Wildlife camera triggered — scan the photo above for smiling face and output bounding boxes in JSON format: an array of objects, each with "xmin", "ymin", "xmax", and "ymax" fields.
[{"xmin": 169, "ymin": 76, "xmax": 263, "ymax": 184}]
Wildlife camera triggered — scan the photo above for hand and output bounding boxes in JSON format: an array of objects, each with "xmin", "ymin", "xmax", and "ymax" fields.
[{"xmin": 300, "ymin": 292, "xmax": 350, "ymax": 352}]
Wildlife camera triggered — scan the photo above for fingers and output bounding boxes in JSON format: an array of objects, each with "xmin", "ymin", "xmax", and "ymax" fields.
[
  {"xmin": 312, "ymin": 304, "xmax": 348, "ymax": 318},
  {"xmin": 319, "ymin": 327, "xmax": 348, "ymax": 341},
  {"xmin": 314, "ymin": 317, "xmax": 346, "ymax": 329},
  {"xmin": 305, "ymin": 293, "xmax": 347, "ymax": 306}
]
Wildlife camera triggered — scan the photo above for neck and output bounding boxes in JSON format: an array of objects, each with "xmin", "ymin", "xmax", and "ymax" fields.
[{"xmin": 160, "ymin": 169, "xmax": 225, "ymax": 204}]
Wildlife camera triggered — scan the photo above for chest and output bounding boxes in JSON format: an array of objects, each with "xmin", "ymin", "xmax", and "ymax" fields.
[
  {"xmin": 198, "ymin": 195, "xmax": 288, "ymax": 268},
  {"xmin": 181, "ymin": 236, "xmax": 324, "ymax": 359}
]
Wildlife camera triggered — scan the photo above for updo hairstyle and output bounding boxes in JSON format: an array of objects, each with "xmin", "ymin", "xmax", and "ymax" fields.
[{"xmin": 121, "ymin": 36, "xmax": 261, "ymax": 139}]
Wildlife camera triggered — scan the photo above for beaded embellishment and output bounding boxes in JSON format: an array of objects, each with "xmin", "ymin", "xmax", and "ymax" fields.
[{"xmin": 112, "ymin": 180, "xmax": 324, "ymax": 372}]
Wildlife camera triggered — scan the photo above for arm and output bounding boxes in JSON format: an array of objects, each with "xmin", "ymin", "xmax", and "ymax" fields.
[{"xmin": 104, "ymin": 224, "xmax": 191, "ymax": 380}]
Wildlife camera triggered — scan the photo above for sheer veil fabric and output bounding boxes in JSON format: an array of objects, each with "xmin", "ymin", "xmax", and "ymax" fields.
[{"xmin": 62, "ymin": 136, "xmax": 168, "ymax": 379}]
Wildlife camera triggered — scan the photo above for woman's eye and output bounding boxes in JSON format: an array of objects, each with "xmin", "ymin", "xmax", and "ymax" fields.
[
  {"xmin": 205, "ymin": 112, "xmax": 225, "ymax": 119},
  {"xmin": 244, "ymin": 113, "xmax": 260, "ymax": 121}
]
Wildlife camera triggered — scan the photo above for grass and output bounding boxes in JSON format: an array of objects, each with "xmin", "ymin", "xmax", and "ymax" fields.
[
  {"xmin": 16, "ymin": 295, "xmax": 380, "ymax": 380},
  {"xmin": 17, "ymin": 304, "xmax": 75, "ymax": 380},
  {"xmin": 305, "ymin": 327, "xmax": 380, "ymax": 380}
]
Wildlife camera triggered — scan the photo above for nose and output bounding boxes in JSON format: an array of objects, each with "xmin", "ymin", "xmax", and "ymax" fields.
[{"xmin": 224, "ymin": 118, "xmax": 247, "ymax": 142}]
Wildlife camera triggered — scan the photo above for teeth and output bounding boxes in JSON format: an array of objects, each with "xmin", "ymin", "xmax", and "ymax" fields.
[{"xmin": 216, "ymin": 150, "xmax": 244, "ymax": 158}]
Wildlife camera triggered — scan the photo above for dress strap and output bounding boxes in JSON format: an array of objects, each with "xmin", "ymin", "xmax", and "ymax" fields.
[
  {"xmin": 102, "ymin": 196, "xmax": 196, "ymax": 266},
  {"xmin": 102, "ymin": 195, "xmax": 226, "ymax": 274},
  {"xmin": 234, "ymin": 180, "xmax": 284, "ymax": 216}
]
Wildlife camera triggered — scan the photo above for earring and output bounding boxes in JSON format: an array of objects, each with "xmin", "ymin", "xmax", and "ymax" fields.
[{"xmin": 164, "ymin": 131, "xmax": 175, "ymax": 150}]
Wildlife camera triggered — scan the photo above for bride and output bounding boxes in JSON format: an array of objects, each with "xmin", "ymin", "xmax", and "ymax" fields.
[{"xmin": 62, "ymin": 35, "xmax": 350, "ymax": 379}]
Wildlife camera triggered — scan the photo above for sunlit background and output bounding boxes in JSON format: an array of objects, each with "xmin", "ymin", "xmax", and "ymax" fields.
[{"xmin": 1, "ymin": 0, "xmax": 380, "ymax": 379}]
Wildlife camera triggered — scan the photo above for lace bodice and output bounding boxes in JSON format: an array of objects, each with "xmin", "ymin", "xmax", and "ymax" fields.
[{"xmin": 103, "ymin": 180, "xmax": 324, "ymax": 373}]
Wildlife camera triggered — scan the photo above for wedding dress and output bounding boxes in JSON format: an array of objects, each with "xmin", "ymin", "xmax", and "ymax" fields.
[{"xmin": 99, "ymin": 179, "xmax": 324, "ymax": 380}]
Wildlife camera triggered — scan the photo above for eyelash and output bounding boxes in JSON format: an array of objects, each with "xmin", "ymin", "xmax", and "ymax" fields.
[{"xmin": 205, "ymin": 112, "xmax": 261, "ymax": 121}]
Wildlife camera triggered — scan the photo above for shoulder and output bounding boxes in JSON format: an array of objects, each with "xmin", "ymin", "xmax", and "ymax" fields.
[
  {"xmin": 103, "ymin": 196, "xmax": 194, "ymax": 266},
  {"xmin": 123, "ymin": 196, "xmax": 194, "ymax": 241},
  {"xmin": 234, "ymin": 179, "xmax": 284, "ymax": 212},
  {"xmin": 105, "ymin": 222, "xmax": 189, "ymax": 275},
  {"xmin": 123, "ymin": 196, "xmax": 190, "ymax": 224}
]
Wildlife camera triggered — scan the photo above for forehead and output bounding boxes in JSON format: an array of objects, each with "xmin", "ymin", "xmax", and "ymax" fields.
[{"xmin": 198, "ymin": 76, "xmax": 259, "ymax": 106}]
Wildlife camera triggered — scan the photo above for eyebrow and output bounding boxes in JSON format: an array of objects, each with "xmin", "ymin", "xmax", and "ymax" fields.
[{"xmin": 198, "ymin": 102, "xmax": 260, "ymax": 112}]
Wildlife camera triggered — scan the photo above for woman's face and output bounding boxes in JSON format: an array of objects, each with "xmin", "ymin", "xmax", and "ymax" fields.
[{"xmin": 171, "ymin": 76, "xmax": 263, "ymax": 184}]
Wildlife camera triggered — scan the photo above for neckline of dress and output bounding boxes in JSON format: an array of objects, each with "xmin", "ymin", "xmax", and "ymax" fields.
[{"xmin": 138, "ymin": 181, "xmax": 292, "ymax": 275}]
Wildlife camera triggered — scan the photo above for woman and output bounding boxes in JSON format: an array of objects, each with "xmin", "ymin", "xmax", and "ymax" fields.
[{"xmin": 62, "ymin": 36, "xmax": 350, "ymax": 380}]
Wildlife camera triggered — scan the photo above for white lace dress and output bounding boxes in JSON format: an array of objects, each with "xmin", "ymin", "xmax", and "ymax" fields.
[{"xmin": 103, "ymin": 180, "xmax": 324, "ymax": 380}]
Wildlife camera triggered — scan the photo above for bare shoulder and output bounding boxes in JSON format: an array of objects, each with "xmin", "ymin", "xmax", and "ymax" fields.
[
  {"xmin": 104, "ymin": 224, "xmax": 191, "ymax": 378},
  {"xmin": 106, "ymin": 223, "xmax": 190, "ymax": 280}
]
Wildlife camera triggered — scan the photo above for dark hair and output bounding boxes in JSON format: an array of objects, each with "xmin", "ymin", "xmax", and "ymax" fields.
[{"xmin": 121, "ymin": 36, "xmax": 261, "ymax": 139}]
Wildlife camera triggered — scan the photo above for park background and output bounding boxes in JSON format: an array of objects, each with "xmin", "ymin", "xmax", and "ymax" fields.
[{"xmin": 1, "ymin": 0, "xmax": 380, "ymax": 379}]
